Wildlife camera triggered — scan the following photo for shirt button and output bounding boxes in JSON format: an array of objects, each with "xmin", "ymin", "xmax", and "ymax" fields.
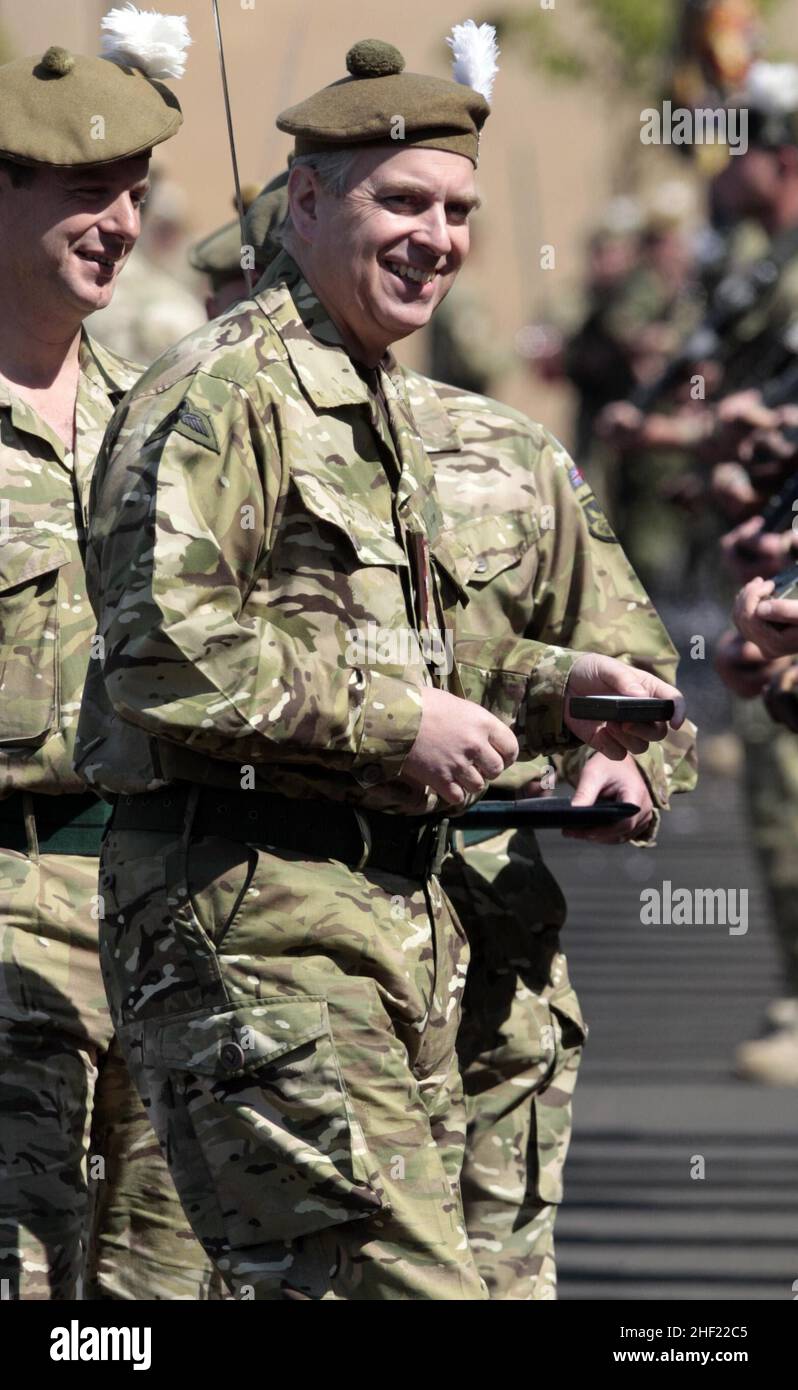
[
  {"xmin": 220, "ymin": 1041, "xmax": 245, "ymax": 1071},
  {"xmin": 359, "ymin": 764, "xmax": 382, "ymax": 786},
  {"xmin": 474, "ymin": 557, "xmax": 488, "ymax": 574}
]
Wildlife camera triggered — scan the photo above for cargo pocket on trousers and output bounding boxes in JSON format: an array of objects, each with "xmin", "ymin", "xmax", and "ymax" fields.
[
  {"xmin": 143, "ymin": 999, "xmax": 386, "ymax": 1248},
  {"xmin": 532, "ymin": 1005, "xmax": 582, "ymax": 1207}
]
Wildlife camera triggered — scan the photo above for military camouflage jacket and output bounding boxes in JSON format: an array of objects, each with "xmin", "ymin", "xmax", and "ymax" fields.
[
  {"xmin": 406, "ymin": 372, "xmax": 698, "ymax": 811},
  {"xmin": 76, "ymin": 252, "xmax": 582, "ymax": 813},
  {"xmin": 0, "ymin": 333, "xmax": 140, "ymax": 797}
]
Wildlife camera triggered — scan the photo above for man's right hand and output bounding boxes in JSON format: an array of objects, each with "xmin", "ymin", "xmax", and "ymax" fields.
[
  {"xmin": 714, "ymin": 628, "xmax": 787, "ymax": 699},
  {"xmin": 596, "ymin": 401, "xmax": 645, "ymax": 449},
  {"xmin": 400, "ymin": 688, "xmax": 519, "ymax": 807},
  {"xmin": 720, "ymin": 515, "xmax": 794, "ymax": 582},
  {"xmin": 564, "ymin": 654, "xmax": 685, "ymax": 760}
]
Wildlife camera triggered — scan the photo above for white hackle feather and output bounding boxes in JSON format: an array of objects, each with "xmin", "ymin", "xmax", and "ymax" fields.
[
  {"xmin": 446, "ymin": 20, "xmax": 499, "ymax": 103},
  {"xmin": 100, "ymin": 4, "xmax": 192, "ymax": 80},
  {"xmin": 745, "ymin": 61, "xmax": 798, "ymax": 116}
]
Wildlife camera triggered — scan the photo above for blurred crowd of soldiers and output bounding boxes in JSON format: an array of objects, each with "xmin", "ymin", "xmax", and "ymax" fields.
[{"xmin": 512, "ymin": 44, "xmax": 798, "ymax": 1086}]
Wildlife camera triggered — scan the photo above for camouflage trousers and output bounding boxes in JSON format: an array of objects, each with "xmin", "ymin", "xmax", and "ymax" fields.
[
  {"xmin": 736, "ymin": 698, "xmax": 798, "ymax": 995},
  {"xmin": 0, "ymin": 847, "xmax": 218, "ymax": 1299},
  {"xmin": 442, "ymin": 828, "xmax": 586, "ymax": 1300},
  {"xmin": 98, "ymin": 823, "xmax": 490, "ymax": 1300}
]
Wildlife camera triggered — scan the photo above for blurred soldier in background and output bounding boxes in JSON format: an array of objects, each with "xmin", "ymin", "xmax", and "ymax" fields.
[
  {"xmin": 0, "ymin": 9, "xmax": 217, "ymax": 1297},
  {"xmin": 560, "ymin": 200, "xmax": 642, "ymax": 479},
  {"xmin": 189, "ymin": 173, "xmax": 287, "ymax": 317},
  {"xmin": 518, "ymin": 196, "xmax": 642, "ymax": 513},
  {"xmin": 427, "ymin": 222, "xmax": 508, "ymax": 397},
  {"xmin": 593, "ymin": 186, "xmax": 706, "ymax": 591}
]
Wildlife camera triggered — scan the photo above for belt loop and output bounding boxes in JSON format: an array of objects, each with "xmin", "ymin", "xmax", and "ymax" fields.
[
  {"xmin": 180, "ymin": 783, "xmax": 201, "ymax": 849},
  {"xmin": 430, "ymin": 818, "xmax": 450, "ymax": 877},
  {"xmin": 22, "ymin": 792, "xmax": 39, "ymax": 862},
  {"xmin": 352, "ymin": 808, "xmax": 371, "ymax": 871}
]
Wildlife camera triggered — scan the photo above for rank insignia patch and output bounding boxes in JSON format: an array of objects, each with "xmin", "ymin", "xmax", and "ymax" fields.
[{"xmin": 173, "ymin": 403, "xmax": 219, "ymax": 452}]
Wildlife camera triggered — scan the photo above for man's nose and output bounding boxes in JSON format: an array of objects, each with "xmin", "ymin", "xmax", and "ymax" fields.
[
  {"xmin": 99, "ymin": 192, "xmax": 141, "ymax": 245},
  {"xmin": 413, "ymin": 203, "xmax": 452, "ymax": 259}
]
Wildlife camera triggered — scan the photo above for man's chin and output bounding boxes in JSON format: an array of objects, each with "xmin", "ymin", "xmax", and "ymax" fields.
[
  {"xmin": 379, "ymin": 296, "xmax": 440, "ymax": 340},
  {"xmin": 67, "ymin": 275, "xmax": 117, "ymax": 315}
]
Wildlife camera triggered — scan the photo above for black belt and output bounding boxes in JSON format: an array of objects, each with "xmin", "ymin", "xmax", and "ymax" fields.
[
  {"xmin": 109, "ymin": 785, "xmax": 451, "ymax": 880},
  {"xmin": 0, "ymin": 791, "xmax": 111, "ymax": 856}
]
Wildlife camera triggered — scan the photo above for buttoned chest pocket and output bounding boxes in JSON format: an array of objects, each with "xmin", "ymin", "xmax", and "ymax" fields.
[
  {"xmin": 451, "ymin": 510, "xmax": 540, "ymax": 589},
  {"xmin": 0, "ymin": 530, "xmax": 70, "ymax": 747},
  {"xmin": 276, "ymin": 472, "xmax": 410, "ymax": 571}
]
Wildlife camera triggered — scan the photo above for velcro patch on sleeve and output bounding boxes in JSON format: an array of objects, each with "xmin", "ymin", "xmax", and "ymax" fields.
[{"xmin": 581, "ymin": 491, "xmax": 618, "ymax": 543}]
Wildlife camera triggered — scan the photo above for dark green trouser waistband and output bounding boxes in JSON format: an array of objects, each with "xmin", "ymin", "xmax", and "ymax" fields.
[{"xmin": 0, "ymin": 791, "xmax": 111, "ymax": 856}]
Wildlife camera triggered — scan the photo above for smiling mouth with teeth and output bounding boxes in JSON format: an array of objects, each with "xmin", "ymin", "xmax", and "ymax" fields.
[
  {"xmin": 76, "ymin": 250, "xmax": 117, "ymax": 271},
  {"xmin": 385, "ymin": 259, "xmax": 437, "ymax": 285}
]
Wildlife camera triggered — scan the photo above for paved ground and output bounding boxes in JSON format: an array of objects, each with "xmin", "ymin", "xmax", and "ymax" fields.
[{"xmin": 542, "ymin": 768, "xmax": 798, "ymax": 1301}]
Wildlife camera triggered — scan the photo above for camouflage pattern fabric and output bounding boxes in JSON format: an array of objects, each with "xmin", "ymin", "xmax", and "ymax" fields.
[
  {"xmin": 0, "ymin": 333, "xmax": 215, "ymax": 1299},
  {"xmin": 408, "ymin": 372, "xmax": 698, "ymax": 806},
  {"xmin": 409, "ymin": 371, "xmax": 697, "ymax": 1297},
  {"xmin": 76, "ymin": 252, "xmax": 626, "ymax": 1300},
  {"xmin": 98, "ymin": 825, "xmax": 487, "ymax": 1300},
  {"xmin": 0, "ymin": 334, "xmax": 139, "ymax": 797},
  {"xmin": 0, "ymin": 848, "xmax": 219, "ymax": 1299},
  {"xmin": 76, "ymin": 250, "xmax": 584, "ymax": 809},
  {"xmin": 443, "ymin": 830, "xmax": 582, "ymax": 1300}
]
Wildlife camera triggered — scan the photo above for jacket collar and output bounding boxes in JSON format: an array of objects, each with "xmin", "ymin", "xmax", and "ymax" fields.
[
  {"xmin": 402, "ymin": 369, "xmax": 462, "ymax": 453},
  {"xmin": 0, "ymin": 329, "xmax": 133, "ymax": 463},
  {"xmin": 79, "ymin": 330, "xmax": 141, "ymax": 400},
  {"xmin": 254, "ymin": 251, "xmax": 374, "ymax": 408}
]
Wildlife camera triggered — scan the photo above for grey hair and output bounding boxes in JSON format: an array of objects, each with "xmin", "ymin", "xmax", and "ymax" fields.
[
  {"xmin": 290, "ymin": 151, "xmax": 360, "ymax": 197},
  {"xmin": 278, "ymin": 150, "xmax": 361, "ymax": 245}
]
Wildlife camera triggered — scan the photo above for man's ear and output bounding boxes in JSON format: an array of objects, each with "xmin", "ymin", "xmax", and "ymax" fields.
[{"xmin": 287, "ymin": 165, "xmax": 321, "ymax": 246}]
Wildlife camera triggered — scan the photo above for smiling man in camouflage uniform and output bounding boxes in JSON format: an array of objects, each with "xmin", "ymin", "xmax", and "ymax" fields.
[
  {"xmin": 0, "ymin": 12, "xmax": 217, "ymax": 1299},
  {"xmin": 236, "ymin": 173, "xmax": 698, "ymax": 1298},
  {"xmin": 77, "ymin": 32, "xmax": 685, "ymax": 1301},
  {"xmin": 190, "ymin": 157, "xmax": 696, "ymax": 1298}
]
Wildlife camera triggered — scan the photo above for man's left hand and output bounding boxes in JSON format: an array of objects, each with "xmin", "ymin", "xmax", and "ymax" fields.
[{"xmin": 564, "ymin": 753, "xmax": 654, "ymax": 844}]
